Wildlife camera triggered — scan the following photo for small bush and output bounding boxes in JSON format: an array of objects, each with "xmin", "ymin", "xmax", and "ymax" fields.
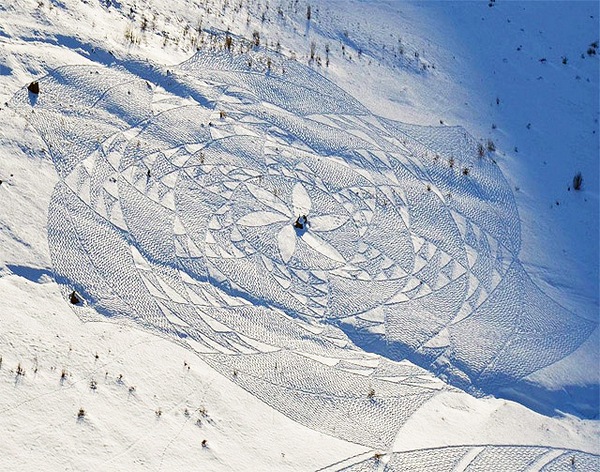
[
  {"xmin": 573, "ymin": 172, "xmax": 583, "ymax": 191},
  {"xmin": 477, "ymin": 143, "xmax": 485, "ymax": 158},
  {"xmin": 28, "ymin": 81, "xmax": 40, "ymax": 95},
  {"xmin": 486, "ymin": 139, "xmax": 496, "ymax": 152},
  {"xmin": 367, "ymin": 387, "xmax": 375, "ymax": 399},
  {"xmin": 124, "ymin": 25, "xmax": 140, "ymax": 45},
  {"xmin": 77, "ymin": 408, "xmax": 86, "ymax": 420},
  {"xmin": 462, "ymin": 167, "xmax": 470, "ymax": 176},
  {"xmin": 69, "ymin": 291, "xmax": 82, "ymax": 305}
]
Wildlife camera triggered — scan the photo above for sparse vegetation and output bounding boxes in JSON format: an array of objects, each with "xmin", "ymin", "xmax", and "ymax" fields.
[
  {"xmin": 27, "ymin": 81, "xmax": 40, "ymax": 95},
  {"xmin": 124, "ymin": 24, "xmax": 141, "ymax": 45},
  {"xmin": 573, "ymin": 172, "xmax": 583, "ymax": 191},
  {"xmin": 310, "ymin": 41, "xmax": 316, "ymax": 61},
  {"xmin": 477, "ymin": 143, "xmax": 485, "ymax": 158},
  {"xmin": 69, "ymin": 290, "xmax": 81, "ymax": 305}
]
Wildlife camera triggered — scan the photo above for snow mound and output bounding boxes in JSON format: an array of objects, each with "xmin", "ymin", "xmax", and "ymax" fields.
[{"xmin": 9, "ymin": 50, "xmax": 596, "ymax": 447}]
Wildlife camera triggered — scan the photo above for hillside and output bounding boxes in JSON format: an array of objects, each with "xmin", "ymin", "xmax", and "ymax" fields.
[{"xmin": 0, "ymin": 1, "xmax": 598, "ymax": 470}]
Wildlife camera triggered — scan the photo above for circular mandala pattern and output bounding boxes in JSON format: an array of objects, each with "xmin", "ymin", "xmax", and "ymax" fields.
[{"xmin": 10, "ymin": 51, "xmax": 597, "ymax": 448}]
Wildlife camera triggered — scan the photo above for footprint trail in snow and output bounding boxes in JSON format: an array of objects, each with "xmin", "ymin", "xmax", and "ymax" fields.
[{"xmin": 10, "ymin": 51, "xmax": 596, "ymax": 450}]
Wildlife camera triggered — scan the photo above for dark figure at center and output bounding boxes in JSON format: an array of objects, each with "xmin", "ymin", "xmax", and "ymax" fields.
[{"xmin": 294, "ymin": 215, "xmax": 308, "ymax": 230}]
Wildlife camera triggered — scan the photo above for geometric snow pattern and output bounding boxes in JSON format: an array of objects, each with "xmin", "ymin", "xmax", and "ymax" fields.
[
  {"xmin": 10, "ymin": 51, "xmax": 596, "ymax": 448},
  {"xmin": 330, "ymin": 445, "xmax": 599, "ymax": 471}
]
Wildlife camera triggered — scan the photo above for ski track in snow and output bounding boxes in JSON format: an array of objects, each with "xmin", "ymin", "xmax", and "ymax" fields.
[{"xmin": 8, "ymin": 50, "xmax": 597, "ymax": 454}]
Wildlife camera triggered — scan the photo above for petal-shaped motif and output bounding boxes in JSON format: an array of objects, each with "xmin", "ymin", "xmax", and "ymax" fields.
[
  {"xmin": 301, "ymin": 231, "xmax": 346, "ymax": 263},
  {"xmin": 246, "ymin": 182, "xmax": 291, "ymax": 216},
  {"xmin": 238, "ymin": 211, "xmax": 288, "ymax": 227},
  {"xmin": 278, "ymin": 225, "xmax": 297, "ymax": 263},
  {"xmin": 310, "ymin": 214, "xmax": 349, "ymax": 232},
  {"xmin": 292, "ymin": 182, "xmax": 312, "ymax": 216}
]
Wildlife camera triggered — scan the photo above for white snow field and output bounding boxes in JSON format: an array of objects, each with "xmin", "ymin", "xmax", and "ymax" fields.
[{"xmin": 0, "ymin": 0, "xmax": 598, "ymax": 471}]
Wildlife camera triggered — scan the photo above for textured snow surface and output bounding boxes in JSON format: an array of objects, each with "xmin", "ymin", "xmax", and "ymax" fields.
[
  {"xmin": 0, "ymin": 0, "xmax": 598, "ymax": 470},
  {"xmin": 8, "ymin": 48, "xmax": 597, "ymax": 450}
]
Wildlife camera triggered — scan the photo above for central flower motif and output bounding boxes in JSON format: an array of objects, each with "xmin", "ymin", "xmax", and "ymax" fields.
[{"xmin": 236, "ymin": 181, "xmax": 350, "ymax": 266}]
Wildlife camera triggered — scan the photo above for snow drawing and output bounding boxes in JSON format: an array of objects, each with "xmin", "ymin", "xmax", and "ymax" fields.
[
  {"xmin": 10, "ymin": 51, "xmax": 596, "ymax": 449},
  {"xmin": 324, "ymin": 445, "xmax": 599, "ymax": 471}
]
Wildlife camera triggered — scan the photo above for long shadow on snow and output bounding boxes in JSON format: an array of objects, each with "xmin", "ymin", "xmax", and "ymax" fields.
[
  {"xmin": 339, "ymin": 320, "xmax": 599, "ymax": 420},
  {"xmin": 32, "ymin": 34, "xmax": 217, "ymax": 109},
  {"xmin": 7, "ymin": 264, "xmax": 53, "ymax": 283}
]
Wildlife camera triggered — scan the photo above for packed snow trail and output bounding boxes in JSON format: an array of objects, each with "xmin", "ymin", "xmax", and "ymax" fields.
[{"xmin": 9, "ymin": 50, "xmax": 596, "ymax": 448}]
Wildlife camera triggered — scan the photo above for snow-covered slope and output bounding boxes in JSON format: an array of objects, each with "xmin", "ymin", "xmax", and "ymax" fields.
[{"xmin": 0, "ymin": 1, "xmax": 598, "ymax": 470}]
